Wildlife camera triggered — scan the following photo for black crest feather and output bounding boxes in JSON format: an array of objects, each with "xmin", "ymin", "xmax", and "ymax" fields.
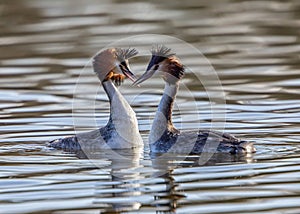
[
  {"xmin": 147, "ymin": 45, "xmax": 175, "ymax": 71},
  {"xmin": 115, "ymin": 48, "xmax": 138, "ymax": 62},
  {"xmin": 151, "ymin": 45, "xmax": 175, "ymax": 58}
]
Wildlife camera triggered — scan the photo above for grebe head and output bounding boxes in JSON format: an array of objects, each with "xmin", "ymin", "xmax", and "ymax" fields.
[
  {"xmin": 93, "ymin": 47, "xmax": 138, "ymax": 83},
  {"xmin": 134, "ymin": 45, "xmax": 184, "ymax": 85}
]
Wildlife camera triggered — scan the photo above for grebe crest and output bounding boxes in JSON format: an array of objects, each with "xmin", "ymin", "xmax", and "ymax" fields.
[
  {"xmin": 93, "ymin": 47, "xmax": 138, "ymax": 83},
  {"xmin": 134, "ymin": 45, "xmax": 184, "ymax": 85}
]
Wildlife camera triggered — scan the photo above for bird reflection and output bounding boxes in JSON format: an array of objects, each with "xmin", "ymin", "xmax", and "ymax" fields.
[{"xmin": 76, "ymin": 148, "xmax": 143, "ymax": 212}]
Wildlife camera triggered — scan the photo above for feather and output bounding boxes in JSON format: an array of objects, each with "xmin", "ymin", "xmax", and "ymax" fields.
[
  {"xmin": 115, "ymin": 47, "xmax": 138, "ymax": 62},
  {"xmin": 151, "ymin": 44, "xmax": 175, "ymax": 58}
]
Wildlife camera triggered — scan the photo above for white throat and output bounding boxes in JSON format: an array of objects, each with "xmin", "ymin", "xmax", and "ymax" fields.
[
  {"xmin": 149, "ymin": 83, "xmax": 179, "ymax": 144},
  {"xmin": 102, "ymin": 80, "xmax": 143, "ymax": 147}
]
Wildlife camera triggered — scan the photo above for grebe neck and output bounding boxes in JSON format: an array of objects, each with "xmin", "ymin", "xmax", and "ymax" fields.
[
  {"xmin": 149, "ymin": 82, "xmax": 179, "ymax": 143},
  {"xmin": 102, "ymin": 79, "xmax": 134, "ymax": 119},
  {"xmin": 102, "ymin": 80, "xmax": 142, "ymax": 146},
  {"xmin": 159, "ymin": 83, "xmax": 178, "ymax": 125}
]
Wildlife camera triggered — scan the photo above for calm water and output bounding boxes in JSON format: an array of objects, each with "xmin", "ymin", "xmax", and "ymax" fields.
[{"xmin": 1, "ymin": 0, "xmax": 300, "ymax": 213}]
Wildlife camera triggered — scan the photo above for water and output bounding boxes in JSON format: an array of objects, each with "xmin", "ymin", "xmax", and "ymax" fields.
[{"xmin": 1, "ymin": 0, "xmax": 300, "ymax": 213}]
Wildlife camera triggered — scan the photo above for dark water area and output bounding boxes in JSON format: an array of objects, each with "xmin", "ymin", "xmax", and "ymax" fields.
[{"xmin": 1, "ymin": 0, "xmax": 300, "ymax": 213}]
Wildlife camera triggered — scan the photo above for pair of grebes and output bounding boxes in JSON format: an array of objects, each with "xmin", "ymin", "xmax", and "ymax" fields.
[{"xmin": 48, "ymin": 45, "xmax": 256, "ymax": 154}]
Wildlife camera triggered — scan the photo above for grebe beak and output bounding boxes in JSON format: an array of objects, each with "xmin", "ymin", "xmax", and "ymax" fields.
[
  {"xmin": 133, "ymin": 68, "xmax": 156, "ymax": 86},
  {"xmin": 120, "ymin": 62, "xmax": 137, "ymax": 82}
]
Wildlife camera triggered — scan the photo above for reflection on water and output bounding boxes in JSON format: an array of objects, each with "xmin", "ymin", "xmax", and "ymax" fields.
[{"xmin": 1, "ymin": 0, "xmax": 300, "ymax": 213}]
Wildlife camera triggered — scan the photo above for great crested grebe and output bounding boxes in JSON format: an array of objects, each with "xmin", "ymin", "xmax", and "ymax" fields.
[
  {"xmin": 134, "ymin": 45, "xmax": 256, "ymax": 154},
  {"xmin": 48, "ymin": 48, "xmax": 143, "ymax": 151}
]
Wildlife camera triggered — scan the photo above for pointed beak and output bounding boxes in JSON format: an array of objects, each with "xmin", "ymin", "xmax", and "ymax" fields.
[
  {"xmin": 120, "ymin": 63, "xmax": 137, "ymax": 82},
  {"xmin": 133, "ymin": 68, "xmax": 156, "ymax": 86}
]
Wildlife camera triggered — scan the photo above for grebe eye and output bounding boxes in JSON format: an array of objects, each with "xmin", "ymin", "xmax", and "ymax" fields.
[{"xmin": 154, "ymin": 65, "xmax": 159, "ymax": 70}]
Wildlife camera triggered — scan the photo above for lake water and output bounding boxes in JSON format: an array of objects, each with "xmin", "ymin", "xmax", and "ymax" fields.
[{"xmin": 1, "ymin": 0, "xmax": 300, "ymax": 213}]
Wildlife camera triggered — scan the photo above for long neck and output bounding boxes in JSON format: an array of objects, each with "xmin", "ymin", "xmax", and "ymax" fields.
[
  {"xmin": 103, "ymin": 79, "xmax": 126, "ymax": 118},
  {"xmin": 102, "ymin": 80, "xmax": 140, "ymax": 141},
  {"xmin": 149, "ymin": 82, "xmax": 179, "ymax": 143},
  {"xmin": 158, "ymin": 83, "xmax": 178, "ymax": 125},
  {"xmin": 102, "ymin": 79, "xmax": 135, "ymax": 122}
]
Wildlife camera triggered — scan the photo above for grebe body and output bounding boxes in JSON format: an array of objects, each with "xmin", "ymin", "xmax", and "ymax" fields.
[
  {"xmin": 48, "ymin": 48, "xmax": 143, "ymax": 151},
  {"xmin": 134, "ymin": 46, "xmax": 255, "ymax": 154}
]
